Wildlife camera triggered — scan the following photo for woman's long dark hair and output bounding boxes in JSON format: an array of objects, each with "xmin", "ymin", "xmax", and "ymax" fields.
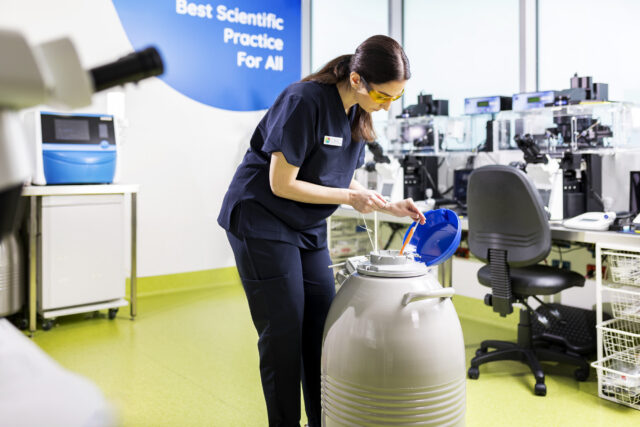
[{"xmin": 302, "ymin": 35, "xmax": 411, "ymax": 142}]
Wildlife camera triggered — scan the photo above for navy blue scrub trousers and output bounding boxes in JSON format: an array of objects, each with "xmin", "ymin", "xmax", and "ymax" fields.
[{"xmin": 226, "ymin": 231, "xmax": 336, "ymax": 427}]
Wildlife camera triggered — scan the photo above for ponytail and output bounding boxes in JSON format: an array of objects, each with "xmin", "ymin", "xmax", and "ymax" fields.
[{"xmin": 302, "ymin": 54, "xmax": 353, "ymax": 84}]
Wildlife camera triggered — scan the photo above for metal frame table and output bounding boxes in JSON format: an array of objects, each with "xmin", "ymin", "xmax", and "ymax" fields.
[{"xmin": 21, "ymin": 184, "xmax": 139, "ymax": 335}]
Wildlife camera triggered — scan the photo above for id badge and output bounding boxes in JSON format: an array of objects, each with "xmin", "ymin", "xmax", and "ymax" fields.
[{"xmin": 323, "ymin": 135, "xmax": 343, "ymax": 147}]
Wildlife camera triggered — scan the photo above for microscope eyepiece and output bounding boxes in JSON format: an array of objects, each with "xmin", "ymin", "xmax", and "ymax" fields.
[{"xmin": 90, "ymin": 46, "xmax": 164, "ymax": 93}]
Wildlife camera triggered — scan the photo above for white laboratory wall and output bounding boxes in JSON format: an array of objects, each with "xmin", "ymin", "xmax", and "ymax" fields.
[
  {"xmin": 539, "ymin": 0, "xmax": 640, "ymax": 211},
  {"xmin": 539, "ymin": 0, "xmax": 640, "ymax": 103},
  {"xmin": 311, "ymin": 0, "xmax": 390, "ymax": 124},
  {"xmin": 311, "ymin": 0, "xmax": 388, "ymax": 72},
  {"xmin": 403, "ymin": 0, "xmax": 519, "ymax": 117},
  {"xmin": 1, "ymin": 0, "xmax": 264, "ymax": 276}
]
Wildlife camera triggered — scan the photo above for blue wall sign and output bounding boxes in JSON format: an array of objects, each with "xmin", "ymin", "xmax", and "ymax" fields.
[{"xmin": 112, "ymin": 0, "xmax": 302, "ymax": 111}]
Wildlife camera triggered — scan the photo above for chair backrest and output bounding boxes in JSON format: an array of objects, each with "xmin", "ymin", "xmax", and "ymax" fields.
[{"xmin": 467, "ymin": 165, "xmax": 551, "ymax": 267}]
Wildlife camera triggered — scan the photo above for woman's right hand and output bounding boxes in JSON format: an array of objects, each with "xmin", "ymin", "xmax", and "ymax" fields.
[{"xmin": 348, "ymin": 189, "xmax": 388, "ymax": 213}]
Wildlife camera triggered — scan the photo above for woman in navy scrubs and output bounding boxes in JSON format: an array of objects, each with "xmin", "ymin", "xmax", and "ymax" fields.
[{"xmin": 218, "ymin": 35, "xmax": 426, "ymax": 426}]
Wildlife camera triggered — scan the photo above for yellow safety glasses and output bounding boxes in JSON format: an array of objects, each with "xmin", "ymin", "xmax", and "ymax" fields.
[{"xmin": 361, "ymin": 77, "xmax": 404, "ymax": 104}]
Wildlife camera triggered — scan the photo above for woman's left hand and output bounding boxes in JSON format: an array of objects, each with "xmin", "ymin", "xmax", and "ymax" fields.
[{"xmin": 383, "ymin": 198, "xmax": 427, "ymax": 224}]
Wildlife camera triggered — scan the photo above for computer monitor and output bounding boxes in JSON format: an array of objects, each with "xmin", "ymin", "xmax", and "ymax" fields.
[{"xmin": 630, "ymin": 171, "xmax": 640, "ymax": 214}]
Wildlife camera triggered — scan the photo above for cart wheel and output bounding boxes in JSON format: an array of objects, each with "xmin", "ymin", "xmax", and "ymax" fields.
[
  {"xmin": 468, "ymin": 367, "xmax": 480, "ymax": 380},
  {"xmin": 534, "ymin": 382, "xmax": 547, "ymax": 396},
  {"xmin": 14, "ymin": 317, "xmax": 28, "ymax": 331},
  {"xmin": 574, "ymin": 367, "xmax": 589, "ymax": 382},
  {"xmin": 42, "ymin": 319, "xmax": 54, "ymax": 331},
  {"xmin": 108, "ymin": 308, "xmax": 119, "ymax": 320}
]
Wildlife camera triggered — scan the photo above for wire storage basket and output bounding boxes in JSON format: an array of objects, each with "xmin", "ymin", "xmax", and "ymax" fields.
[
  {"xmin": 598, "ymin": 319, "xmax": 640, "ymax": 364},
  {"xmin": 606, "ymin": 251, "xmax": 640, "ymax": 286},
  {"xmin": 596, "ymin": 248, "xmax": 640, "ymax": 410},
  {"xmin": 605, "ymin": 284, "xmax": 640, "ymax": 323},
  {"xmin": 592, "ymin": 356, "xmax": 640, "ymax": 409}
]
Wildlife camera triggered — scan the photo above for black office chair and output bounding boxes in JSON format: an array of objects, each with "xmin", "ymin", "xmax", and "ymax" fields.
[{"xmin": 466, "ymin": 165, "xmax": 590, "ymax": 396}]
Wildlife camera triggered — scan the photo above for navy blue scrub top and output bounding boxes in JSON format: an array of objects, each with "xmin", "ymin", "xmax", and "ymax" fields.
[{"xmin": 218, "ymin": 81, "xmax": 366, "ymax": 249}]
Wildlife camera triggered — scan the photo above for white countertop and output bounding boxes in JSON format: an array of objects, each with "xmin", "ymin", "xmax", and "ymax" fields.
[{"xmin": 21, "ymin": 184, "xmax": 139, "ymax": 196}]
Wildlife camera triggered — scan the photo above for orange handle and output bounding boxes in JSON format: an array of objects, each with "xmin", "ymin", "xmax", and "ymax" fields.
[{"xmin": 399, "ymin": 223, "xmax": 418, "ymax": 255}]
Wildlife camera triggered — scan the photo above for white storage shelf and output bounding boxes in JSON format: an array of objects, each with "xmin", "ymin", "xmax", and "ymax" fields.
[{"xmin": 593, "ymin": 248, "xmax": 640, "ymax": 410}]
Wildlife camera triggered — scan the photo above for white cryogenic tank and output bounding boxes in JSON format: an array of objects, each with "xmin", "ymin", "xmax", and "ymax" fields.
[{"xmin": 321, "ymin": 209, "xmax": 466, "ymax": 426}]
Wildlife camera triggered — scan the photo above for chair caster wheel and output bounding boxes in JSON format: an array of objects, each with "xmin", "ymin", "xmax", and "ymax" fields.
[
  {"xmin": 468, "ymin": 367, "xmax": 480, "ymax": 379},
  {"xmin": 574, "ymin": 368, "xmax": 589, "ymax": 381},
  {"xmin": 534, "ymin": 383, "xmax": 547, "ymax": 396},
  {"xmin": 108, "ymin": 308, "xmax": 119, "ymax": 320}
]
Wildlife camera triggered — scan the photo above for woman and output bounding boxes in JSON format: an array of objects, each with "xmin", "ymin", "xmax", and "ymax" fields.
[{"xmin": 218, "ymin": 35, "xmax": 426, "ymax": 426}]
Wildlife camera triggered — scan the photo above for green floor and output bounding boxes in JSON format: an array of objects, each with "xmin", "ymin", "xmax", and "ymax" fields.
[{"xmin": 31, "ymin": 283, "xmax": 639, "ymax": 426}]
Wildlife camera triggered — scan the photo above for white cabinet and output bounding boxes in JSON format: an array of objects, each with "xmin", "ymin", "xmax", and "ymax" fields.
[
  {"xmin": 593, "ymin": 245, "xmax": 640, "ymax": 410},
  {"xmin": 38, "ymin": 194, "xmax": 126, "ymax": 317}
]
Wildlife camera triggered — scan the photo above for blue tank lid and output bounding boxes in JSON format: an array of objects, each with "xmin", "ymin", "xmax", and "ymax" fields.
[{"xmin": 401, "ymin": 209, "xmax": 462, "ymax": 266}]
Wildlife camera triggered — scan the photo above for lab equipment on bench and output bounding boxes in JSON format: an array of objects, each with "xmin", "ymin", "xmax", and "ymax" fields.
[
  {"xmin": 563, "ymin": 211, "xmax": 616, "ymax": 231},
  {"xmin": 512, "ymin": 134, "xmax": 564, "ymax": 220},
  {"xmin": 524, "ymin": 160, "xmax": 564, "ymax": 220},
  {"xmin": 464, "ymin": 96, "xmax": 512, "ymax": 115},
  {"xmin": 413, "ymin": 188, "xmax": 436, "ymax": 214},
  {"xmin": 508, "ymin": 103, "xmax": 637, "ymax": 153},
  {"xmin": 322, "ymin": 209, "xmax": 465, "ymax": 426},
  {"xmin": 513, "ymin": 90, "xmax": 556, "ymax": 111},
  {"xmin": 513, "ymin": 134, "xmax": 605, "ymax": 220},
  {"xmin": 464, "ymin": 96, "xmax": 513, "ymax": 152},
  {"xmin": 394, "ymin": 93, "xmax": 448, "ymax": 152},
  {"xmin": 398, "ymin": 92, "xmax": 449, "ymax": 118},
  {"xmin": 0, "ymin": 28, "xmax": 163, "ymax": 241},
  {"xmin": 402, "ymin": 154, "xmax": 439, "ymax": 202},
  {"xmin": 554, "ymin": 74, "xmax": 609, "ymax": 105},
  {"xmin": 24, "ymin": 111, "xmax": 119, "ymax": 185},
  {"xmin": 495, "ymin": 73, "xmax": 640, "ymax": 155},
  {"xmin": 385, "ymin": 93, "xmax": 477, "ymax": 154},
  {"xmin": 511, "ymin": 74, "xmax": 608, "ymax": 113},
  {"xmin": 358, "ymin": 142, "xmax": 404, "ymax": 202}
]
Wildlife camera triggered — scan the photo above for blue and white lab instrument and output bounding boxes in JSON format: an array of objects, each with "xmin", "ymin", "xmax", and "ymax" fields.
[
  {"xmin": 464, "ymin": 96, "xmax": 512, "ymax": 115},
  {"xmin": 563, "ymin": 211, "xmax": 616, "ymax": 231},
  {"xmin": 512, "ymin": 90, "xmax": 556, "ymax": 111},
  {"xmin": 25, "ymin": 111, "xmax": 118, "ymax": 185}
]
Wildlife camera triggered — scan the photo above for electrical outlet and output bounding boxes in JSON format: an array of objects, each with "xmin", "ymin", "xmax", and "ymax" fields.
[
  {"xmin": 562, "ymin": 261, "xmax": 571, "ymax": 271},
  {"xmin": 552, "ymin": 259, "xmax": 560, "ymax": 268}
]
